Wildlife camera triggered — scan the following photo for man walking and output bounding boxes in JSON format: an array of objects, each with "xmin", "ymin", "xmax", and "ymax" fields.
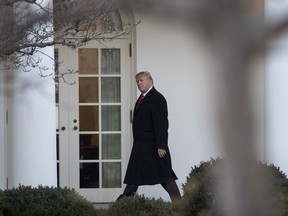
[{"xmin": 117, "ymin": 71, "xmax": 181, "ymax": 202}]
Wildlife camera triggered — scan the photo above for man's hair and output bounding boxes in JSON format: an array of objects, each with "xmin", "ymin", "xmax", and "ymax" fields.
[{"xmin": 135, "ymin": 71, "xmax": 154, "ymax": 84}]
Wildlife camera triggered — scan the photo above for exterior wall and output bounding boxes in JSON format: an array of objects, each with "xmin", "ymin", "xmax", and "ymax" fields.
[
  {"xmin": 133, "ymin": 12, "xmax": 264, "ymax": 200},
  {"xmin": 265, "ymin": 0, "xmax": 288, "ymax": 175}
]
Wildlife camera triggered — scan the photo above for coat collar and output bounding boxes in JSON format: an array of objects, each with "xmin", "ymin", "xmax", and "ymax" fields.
[{"xmin": 134, "ymin": 87, "xmax": 156, "ymax": 114}]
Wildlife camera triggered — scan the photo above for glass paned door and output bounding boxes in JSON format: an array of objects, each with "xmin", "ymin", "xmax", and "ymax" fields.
[
  {"xmin": 56, "ymin": 40, "xmax": 131, "ymax": 202},
  {"xmin": 78, "ymin": 47, "xmax": 121, "ymax": 189}
]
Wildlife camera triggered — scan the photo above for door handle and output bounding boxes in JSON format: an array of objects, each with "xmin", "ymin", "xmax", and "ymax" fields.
[
  {"xmin": 61, "ymin": 126, "xmax": 66, "ymax": 131},
  {"xmin": 73, "ymin": 126, "xmax": 78, "ymax": 130}
]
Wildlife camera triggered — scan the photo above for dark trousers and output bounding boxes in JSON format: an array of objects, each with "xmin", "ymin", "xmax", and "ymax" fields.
[{"xmin": 118, "ymin": 180, "xmax": 181, "ymax": 202}]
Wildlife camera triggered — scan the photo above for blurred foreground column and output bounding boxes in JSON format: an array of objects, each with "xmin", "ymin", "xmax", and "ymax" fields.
[
  {"xmin": 265, "ymin": 0, "xmax": 288, "ymax": 175},
  {"xmin": 7, "ymin": 0, "xmax": 57, "ymax": 187},
  {"xmin": 7, "ymin": 48, "xmax": 57, "ymax": 187},
  {"xmin": 0, "ymin": 70, "xmax": 7, "ymax": 189}
]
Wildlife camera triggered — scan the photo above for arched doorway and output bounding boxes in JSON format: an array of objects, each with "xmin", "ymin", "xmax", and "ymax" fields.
[{"xmin": 55, "ymin": 6, "xmax": 135, "ymax": 202}]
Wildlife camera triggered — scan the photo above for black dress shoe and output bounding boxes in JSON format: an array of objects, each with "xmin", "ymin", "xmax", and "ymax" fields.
[{"xmin": 116, "ymin": 194, "xmax": 125, "ymax": 201}]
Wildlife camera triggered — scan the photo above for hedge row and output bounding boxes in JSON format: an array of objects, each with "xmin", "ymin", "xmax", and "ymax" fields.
[
  {"xmin": 0, "ymin": 185, "xmax": 98, "ymax": 216},
  {"xmin": 1, "ymin": 158, "xmax": 288, "ymax": 216}
]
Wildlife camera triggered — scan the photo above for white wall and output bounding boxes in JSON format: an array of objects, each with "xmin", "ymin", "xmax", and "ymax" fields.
[
  {"xmin": 134, "ymin": 13, "xmax": 225, "ymax": 200},
  {"xmin": 265, "ymin": 0, "xmax": 288, "ymax": 175},
  {"xmin": 132, "ymin": 8, "xmax": 265, "ymax": 200}
]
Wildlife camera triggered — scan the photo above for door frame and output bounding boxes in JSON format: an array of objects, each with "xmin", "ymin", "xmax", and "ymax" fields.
[{"xmin": 56, "ymin": 38, "xmax": 134, "ymax": 202}]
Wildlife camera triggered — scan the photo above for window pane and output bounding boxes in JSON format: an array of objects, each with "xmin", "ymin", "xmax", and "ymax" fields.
[
  {"xmin": 54, "ymin": 49, "xmax": 59, "ymax": 103},
  {"xmin": 101, "ymin": 105, "xmax": 121, "ymax": 131},
  {"xmin": 80, "ymin": 106, "xmax": 99, "ymax": 131},
  {"xmin": 55, "ymin": 84, "xmax": 59, "ymax": 103},
  {"xmin": 79, "ymin": 77, "xmax": 99, "ymax": 103},
  {"xmin": 101, "ymin": 77, "xmax": 120, "ymax": 103},
  {"xmin": 101, "ymin": 49, "xmax": 120, "ymax": 74},
  {"xmin": 79, "ymin": 48, "xmax": 98, "ymax": 74},
  {"xmin": 102, "ymin": 162, "xmax": 121, "ymax": 188},
  {"xmin": 57, "ymin": 163, "xmax": 59, "ymax": 187},
  {"xmin": 80, "ymin": 134, "xmax": 99, "ymax": 160},
  {"xmin": 102, "ymin": 134, "xmax": 121, "ymax": 159},
  {"xmin": 101, "ymin": 10, "xmax": 123, "ymax": 31},
  {"xmin": 56, "ymin": 134, "xmax": 59, "ymax": 160},
  {"xmin": 80, "ymin": 163, "xmax": 99, "ymax": 188},
  {"xmin": 56, "ymin": 105, "xmax": 59, "ymax": 132}
]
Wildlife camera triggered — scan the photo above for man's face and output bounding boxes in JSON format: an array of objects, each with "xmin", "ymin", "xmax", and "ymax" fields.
[{"xmin": 136, "ymin": 75, "xmax": 153, "ymax": 93}]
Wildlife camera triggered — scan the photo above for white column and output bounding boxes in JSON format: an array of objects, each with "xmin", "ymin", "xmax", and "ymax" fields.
[
  {"xmin": 7, "ymin": 48, "xmax": 57, "ymax": 187},
  {"xmin": 0, "ymin": 70, "xmax": 7, "ymax": 189},
  {"xmin": 265, "ymin": 0, "xmax": 288, "ymax": 174},
  {"xmin": 7, "ymin": 0, "xmax": 56, "ymax": 187}
]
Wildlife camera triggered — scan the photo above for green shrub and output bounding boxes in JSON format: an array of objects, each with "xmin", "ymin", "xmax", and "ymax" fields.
[
  {"xmin": 0, "ymin": 185, "xmax": 98, "ymax": 216},
  {"xmin": 181, "ymin": 158, "xmax": 288, "ymax": 216},
  {"xmin": 102, "ymin": 195, "xmax": 177, "ymax": 216},
  {"xmin": 94, "ymin": 208, "xmax": 108, "ymax": 216}
]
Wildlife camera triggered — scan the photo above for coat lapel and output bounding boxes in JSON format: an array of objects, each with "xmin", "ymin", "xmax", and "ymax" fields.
[{"xmin": 133, "ymin": 87, "xmax": 155, "ymax": 115}]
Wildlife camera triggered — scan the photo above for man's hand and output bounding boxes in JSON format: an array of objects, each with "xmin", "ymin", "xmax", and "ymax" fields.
[{"xmin": 158, "ymin": 148, "xmax": 166, "ymax": 158}]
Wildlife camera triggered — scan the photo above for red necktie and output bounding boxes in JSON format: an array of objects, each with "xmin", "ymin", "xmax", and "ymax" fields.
[{"xmin": 137, "ymin": 94, "xmax": 144, "ymax": 106}]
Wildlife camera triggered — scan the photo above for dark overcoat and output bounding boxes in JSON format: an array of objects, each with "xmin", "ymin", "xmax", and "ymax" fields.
[{"xmin": 124, "ymin": 87, "xmax": 178, "ymax": 185}]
